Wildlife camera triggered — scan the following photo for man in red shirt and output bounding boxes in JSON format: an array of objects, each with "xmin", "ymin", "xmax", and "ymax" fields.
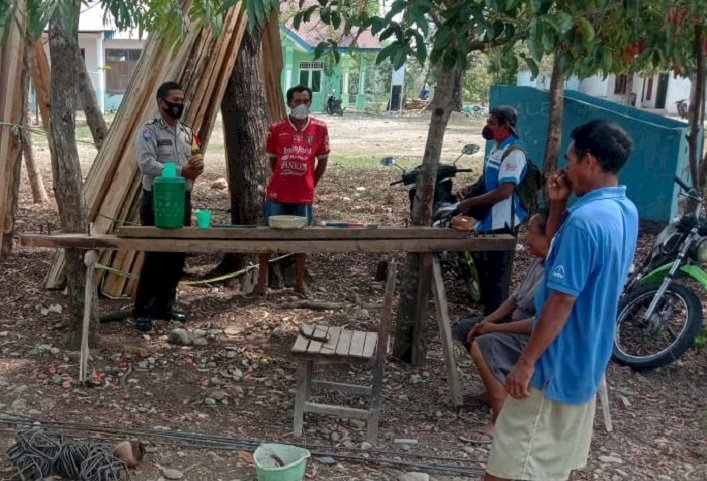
[{"xmin": 255, "ymin": 85, "xmax": 330, "ymax": 295}]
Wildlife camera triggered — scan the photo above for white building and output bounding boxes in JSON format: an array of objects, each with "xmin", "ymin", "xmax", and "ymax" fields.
[
  {"xmin": 517, "ymin": 71, "xmax": 694, "ymax": 116},
  {"xmin": 41, "ymin": 2, "xmax": 145, "ymax": 112}
]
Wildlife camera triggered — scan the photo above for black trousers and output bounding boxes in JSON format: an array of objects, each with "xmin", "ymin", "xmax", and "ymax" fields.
[
  {"xmin": 134, "ymin": 189, "xmax": 192, "ymax": 317},
  {"xmin": 472, "ymin": 228, "xmax": 517, "ymax": 316}
]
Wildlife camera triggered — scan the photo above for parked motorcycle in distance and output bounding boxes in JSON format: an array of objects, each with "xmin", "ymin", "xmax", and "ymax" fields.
[
  {"xmin": 676, "ymin": 99, "xmax": 689, "ymax": 119},
  {"xmin": 381, "ymin": 144, "xmax": 483, "ymax": 300},
  {"xmin": 613, "ymin": 176, "xmax": 707, "ymax": 370},
  {"xmin": 326, "ymin": 91, "xmax": 344, "ymax": 116},
  {"xmin": 381, "ymin": 143, "xmax": 480, "ymax": 213}
]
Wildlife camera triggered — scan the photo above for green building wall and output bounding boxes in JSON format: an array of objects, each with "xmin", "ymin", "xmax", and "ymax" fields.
[{"xmin": 281, "ymin": 35, "xmax": 375, "ymax": 113}]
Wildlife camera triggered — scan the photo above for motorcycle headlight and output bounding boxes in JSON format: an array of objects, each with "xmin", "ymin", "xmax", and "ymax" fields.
[{"xmin": 697, "ymin": 238, "xmax": 707, "ymax": 263}]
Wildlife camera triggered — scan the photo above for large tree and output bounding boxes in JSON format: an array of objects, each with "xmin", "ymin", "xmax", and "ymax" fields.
[
  {"xmin": 46, "ymin": 0, "xmax": 97, "ymax": 347},
  {"xmin": 216, "ymin": 24, "xmax": 270, "ymax": 278}
]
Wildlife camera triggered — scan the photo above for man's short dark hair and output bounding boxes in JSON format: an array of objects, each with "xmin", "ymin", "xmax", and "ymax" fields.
[
  {"xmin": 286, "ymin": 85, "xmax": 313, "ymax": 103},
  {"xmin": 156, "ymin": 81, "xmax": 183, "ymax": 100},
  {"xmin": 570, "ymin": 120, "xmax": 633, "ymax": 173}
]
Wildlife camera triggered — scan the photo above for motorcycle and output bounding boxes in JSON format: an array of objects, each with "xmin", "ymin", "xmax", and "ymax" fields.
[
  {"xmin": 380, "ymin": 144, "xmax": 483, "ymax": 300},
  {"xmin": 326, "ymin": 92, "xmax": 344, "ymax": 116},
  {"xmin": 613, "ymin": 176, "xmax": 707, "ymax": 370}
]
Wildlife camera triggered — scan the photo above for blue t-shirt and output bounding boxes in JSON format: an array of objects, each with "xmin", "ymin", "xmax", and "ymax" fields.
[
  {"xmin": 531, "ymin": 186, "xmax": 638, "ymax": 404},
  {"xmin": 476, "ymin": 136, "xmax": 528, "ymax": 232}
]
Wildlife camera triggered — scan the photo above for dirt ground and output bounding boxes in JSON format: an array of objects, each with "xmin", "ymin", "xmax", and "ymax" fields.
[{"xmin": 1, "ymin": 112, "xmax": 706, "ymax": 481}]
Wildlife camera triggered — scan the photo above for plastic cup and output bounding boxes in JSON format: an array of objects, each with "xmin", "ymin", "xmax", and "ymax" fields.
[{"xmin": 196, "ymin": 209, "xmax": 212, "ymax": 229}]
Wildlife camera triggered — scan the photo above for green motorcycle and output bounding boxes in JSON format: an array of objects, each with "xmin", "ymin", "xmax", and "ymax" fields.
[{"xmin": 613, "ymin": 177, "xmax": 707, "ymax": 370}]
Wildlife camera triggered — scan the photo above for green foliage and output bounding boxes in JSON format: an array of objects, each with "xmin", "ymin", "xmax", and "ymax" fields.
[
  {"xmin": 463, "ymin": 52, "xmax": 492, "ymax": 103},
  {"xmin": 695, "ymin": 328, "xmax": 707, "ymax": 349}
]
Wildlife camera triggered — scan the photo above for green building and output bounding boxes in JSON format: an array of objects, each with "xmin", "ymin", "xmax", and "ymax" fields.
[{"xmin": 280, "ymin": 18, "xmax": 382, "ymax": 113}]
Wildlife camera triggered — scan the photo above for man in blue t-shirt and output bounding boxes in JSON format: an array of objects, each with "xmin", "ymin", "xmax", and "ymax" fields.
[
  {"xmin": 484, "ymin": 120, "xmax": 638, "ymax": 481},
  {"xmin": 457, "ymin": 105, "xmax": 528, "ymax": 314}
]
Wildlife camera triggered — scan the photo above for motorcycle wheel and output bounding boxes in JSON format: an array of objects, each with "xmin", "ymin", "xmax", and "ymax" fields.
[{"xmin": 613, "ymin": 282, "xmax": 703, "ymax": 370}]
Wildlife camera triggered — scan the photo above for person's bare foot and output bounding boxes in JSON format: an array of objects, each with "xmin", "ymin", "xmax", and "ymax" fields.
[{"xmin": 459, "ymin": 422, "xmax": 495, "ymax": 444}]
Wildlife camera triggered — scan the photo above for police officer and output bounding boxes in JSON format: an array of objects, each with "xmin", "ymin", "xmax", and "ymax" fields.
[{"xmin": 133, "ymin": 81, "xmax": 204, "ymax": 332}]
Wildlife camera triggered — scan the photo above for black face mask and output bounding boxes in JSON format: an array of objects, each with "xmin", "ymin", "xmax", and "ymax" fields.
[
  {"xmin": 482, "ymin": 125, "xmax": 494, "ymax": 140},
  {"xmin": 163, "ymin": 100, "xmax": 184, "ymax": 119}
]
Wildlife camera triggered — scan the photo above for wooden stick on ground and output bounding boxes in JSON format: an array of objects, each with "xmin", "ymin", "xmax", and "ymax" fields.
[{"xmin": 79, "ymin": 250, "xmax": 98, "ymax": 384}]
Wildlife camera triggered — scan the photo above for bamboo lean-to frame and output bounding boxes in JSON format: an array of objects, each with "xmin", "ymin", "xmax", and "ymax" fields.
[
  {"xmin": 43, "ymin": 4, "xmax": 286, "ymax": 297},
  {"xmin": 0, "ymin": 0, "xmax": 27, "ymax": 257}
]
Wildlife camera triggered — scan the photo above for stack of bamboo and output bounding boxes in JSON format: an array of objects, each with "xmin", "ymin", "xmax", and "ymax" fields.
[
  {"xmin": 46, "ymin": 4, "xmax": 285, "ymax": 297},
  {"xmin": 0, "ymin": 0, "xmax": 27, "ymax": 258}
]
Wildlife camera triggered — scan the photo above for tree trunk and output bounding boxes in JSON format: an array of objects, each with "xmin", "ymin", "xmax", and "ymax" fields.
[
  {"xmin": 543, "ymin": 52, "xmax": 565, "ymax": 173},
  {"xmin": 0, "ymin": 0, "xmax": 26, "ymax": 258},
  {"xmin": 75, "ymin": 46, "xmax": 108, "ymax": 150},
  {"xmin": 217, "ymin": 26, "xmax": 269, "ymax": 274},
  {"xmin": 23, "ymin": 33, "xmax": 49, "ymax": 205},
  {"xmin": 451, "ymin": 68, "xmax": 464, "ymax": 112},
  {"xmin": 30, "ymin": 39, "xmax": 51, "ymax": 129},
  {"xmin": 393, "ymin": 68, "xmax": 457, "ymax": 364},
  {"xmin": 48, "ymin": 2, "xmax": 98, "ymax": 348},
  {"xmin": 688, "ymin": 24, "xmax": 704, "ymax": 188}
]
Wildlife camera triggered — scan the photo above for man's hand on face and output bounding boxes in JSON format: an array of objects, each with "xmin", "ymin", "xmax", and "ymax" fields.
[{"xmin": 547, "ymin": 169, "xmax": 571, "ymax": 202}]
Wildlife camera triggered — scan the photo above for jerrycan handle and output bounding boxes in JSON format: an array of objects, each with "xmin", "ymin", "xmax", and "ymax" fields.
[{"xmin": 162, "ymin": 162, "xmax": 178, "ymax": 177}]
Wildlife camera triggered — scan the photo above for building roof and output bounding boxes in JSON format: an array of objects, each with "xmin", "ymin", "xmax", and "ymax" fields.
[{"xmin": 281, "ymin": 2, "xmax": 382, "ymax": 52}]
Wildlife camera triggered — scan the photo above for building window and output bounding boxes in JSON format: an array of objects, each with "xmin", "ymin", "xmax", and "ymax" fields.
[
  {"xmin": 646, "ymin": 76, "xmax": 654, "ymax": 101},
  {"xmin": 298, "ymin": 61, "xmax": 323, "ymax": 93},
  {"xmin": 614, "ymin": 74, "xmax": 628, "ymax": 95},
  {"xmin": 105, "ymin": 48, "xmax": 142, "ymax": 93},
  {"xmin": 349, "ymin": 71, "xmax": 359, "ymax": 95}
]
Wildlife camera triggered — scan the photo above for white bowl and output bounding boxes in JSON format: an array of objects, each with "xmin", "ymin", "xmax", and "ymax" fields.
[{"xmin": 268, "ymin": 215, "xmax": 307, "ymax": 229}]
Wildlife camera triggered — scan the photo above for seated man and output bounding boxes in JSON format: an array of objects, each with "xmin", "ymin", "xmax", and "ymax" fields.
[{"xmin": 452, "ymin": 211, "xmax": 549, "ymax": 443}]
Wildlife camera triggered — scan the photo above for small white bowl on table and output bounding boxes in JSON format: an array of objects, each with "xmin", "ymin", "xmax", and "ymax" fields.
[{"xmin": 268, "ymin": 215, "xmax": 307, "ymax": 229}]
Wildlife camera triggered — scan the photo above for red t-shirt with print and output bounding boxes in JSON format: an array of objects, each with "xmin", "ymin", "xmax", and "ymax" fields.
[{"xmin": 265, "ymin": 117, "xmax": 330, "ymax": 204}]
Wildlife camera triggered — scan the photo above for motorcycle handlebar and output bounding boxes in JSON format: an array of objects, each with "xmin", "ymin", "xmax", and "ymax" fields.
[
  {"xmin": 674, "ymin": 176, "xmax": 691, "ymax": 192},
  {"xmin": 456, "ymin": 168, "xmax": 473, "ymax": 173},
  {"xmin": 390, "ymin": 179, "xmax": 404, "ymax": 186}
]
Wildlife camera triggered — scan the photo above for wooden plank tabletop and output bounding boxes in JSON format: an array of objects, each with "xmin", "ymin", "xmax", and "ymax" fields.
[
  {"xmin": 117, "ymin": 226, "xmax": 486, "ymax": 240},
  {"xmin": 19, "ymin": 233, "xmax": 516, "ymax": 253}
]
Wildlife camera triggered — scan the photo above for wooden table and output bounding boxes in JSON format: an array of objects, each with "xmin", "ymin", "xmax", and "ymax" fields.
[{"xmin": 20, "ymin": 226, "xmax": 516, "ymax": 407}]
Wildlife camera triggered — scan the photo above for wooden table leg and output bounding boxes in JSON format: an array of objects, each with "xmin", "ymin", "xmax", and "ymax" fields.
[
  {"xmin": 431, "ymin": 256, "xmax": 463, "ymax": 408},
  {"xmin": 294, "ymin": 360, "xmax": 312, "ymax": 436},
  {"xmin": 79, "ymin": 250, "xmax": 98, "ymax": 384}
]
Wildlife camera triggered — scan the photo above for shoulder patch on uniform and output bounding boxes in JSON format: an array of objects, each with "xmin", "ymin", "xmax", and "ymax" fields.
[{"xmin": 143, "ymin": 130, "xmax": 152, "ymax": 141}]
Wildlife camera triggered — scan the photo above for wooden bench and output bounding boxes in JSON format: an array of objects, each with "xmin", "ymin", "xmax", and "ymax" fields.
[{"xmin": 290, "ymin": 260, "xmax": 397, "ymax": 444}]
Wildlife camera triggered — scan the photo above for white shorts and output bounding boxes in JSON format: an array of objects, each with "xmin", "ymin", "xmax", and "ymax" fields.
[{"xmin": 486, "ymin": 387, "xmax": 596, "ymax": 481}]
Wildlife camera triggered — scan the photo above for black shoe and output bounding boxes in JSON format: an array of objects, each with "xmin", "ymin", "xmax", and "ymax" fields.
[
  {"xmin": 135, "ymin": 317, "xmax": 153, "ymax": 332},
  {"xmin": 156, "ymin": 310, "xmax": 187, "ymax": 322}
]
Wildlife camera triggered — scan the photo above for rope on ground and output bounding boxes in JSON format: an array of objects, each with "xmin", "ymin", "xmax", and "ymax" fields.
[{"xmin": 7, "ymin": 427, "xmax": 130, "ymax": 481}]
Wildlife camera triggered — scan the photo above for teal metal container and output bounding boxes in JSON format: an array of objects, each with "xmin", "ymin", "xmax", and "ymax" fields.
[{"xmin": 152, "ymin": 162, "xmax": 185, "ymax": 229}]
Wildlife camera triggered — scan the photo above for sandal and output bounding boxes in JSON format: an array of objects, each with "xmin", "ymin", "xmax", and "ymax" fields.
[{"xmin": 459, "ymin": 429, "xmax": 494, "ymax": 445}]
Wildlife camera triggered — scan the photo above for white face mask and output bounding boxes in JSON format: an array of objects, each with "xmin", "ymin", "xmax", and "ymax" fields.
[{"xmin": 290, "ymin": 104, "xmax": 310, "ymax": 120}]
